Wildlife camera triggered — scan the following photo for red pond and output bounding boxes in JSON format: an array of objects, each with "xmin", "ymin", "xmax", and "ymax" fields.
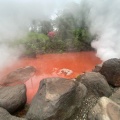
[{"xmin": 0, "ymin": 51, "xmax": 101, "ymax": 103}]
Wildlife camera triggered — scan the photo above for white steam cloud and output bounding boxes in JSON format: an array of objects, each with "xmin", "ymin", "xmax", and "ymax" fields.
[
  {"xmin": 1, "ymin": 0, "xmax": 118, "ymax": 71},
  {"xmin": 0, "ymin": 45, "xmax": 24, "ymax": 71},
  {"xmin": 85, "ymin": 0, "xmax": 120, "ymax": 61},
  {"xmin": 0, "ymin": 0, "xmax": 79, "ymax": 70}
]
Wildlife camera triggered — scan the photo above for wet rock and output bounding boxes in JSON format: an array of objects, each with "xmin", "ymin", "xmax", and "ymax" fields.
[
  {"xmin": 0, "ymin": 107, "xmax": 27, "ymax": 120},
  {"xmin": 0, "ymin": 84, "xmax": 26, "ymax": 113},
  {"xmin": 110, "ymin": 88, "xmax": 120, "ymax": 105},
  {"xmin": 26, "ymin": 77, "xmax": 87, "ymax": 120},
  {"xmin": 88, "ymin": 97, "xmax": 120, "ymax": 120},
  {"xmin": 0, "ymin": 66, "xmax": 36, "ymax": 85},
  {"xmin": 100, "ymin": 58, "xmax": 120, "ymax": 87},
  {"xmin": 77, "ymin": 72, "xmax": 112, "ymax": 97}
]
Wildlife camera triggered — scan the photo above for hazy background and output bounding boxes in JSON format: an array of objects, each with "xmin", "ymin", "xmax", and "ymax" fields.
[
  {"xmin": 0, "ymin": 0, "xmax": 120, "ymax": 71},
  {"xmin": 0, "ymin": 0, "xmax": 80, "ymax": 70},
  {"xmin": 86, "ymin": 0, "xmax": 120, "ymax": 61}
]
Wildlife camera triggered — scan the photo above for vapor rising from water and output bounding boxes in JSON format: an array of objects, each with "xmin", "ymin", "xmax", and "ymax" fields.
[
  {"xmin": 0, "ymin": 45, "xmax": 24, "ymax": 71},
  {"xmin": 1, "ymin": 0, "xmax": 119, "ymax": 71},
  {"xmin": 84, "ymin": 0, "xmax": 120, "ymax": 61},
  {"xmin": 0, "ymin": 0, "xmax": 80, "ymax": 70}
]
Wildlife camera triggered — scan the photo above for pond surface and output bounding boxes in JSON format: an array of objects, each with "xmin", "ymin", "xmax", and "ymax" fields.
[{"xmin": 0, "ymin": 51, "xmax": 101, "ymax": 103}]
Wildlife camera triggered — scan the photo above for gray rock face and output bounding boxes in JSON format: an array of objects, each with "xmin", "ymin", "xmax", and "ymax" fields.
[
  {"xmin": 0, "ymin": 66, "xmax": 36, "ymax": 85},
  {"xmin": 100, "ymin": 58, "xmax": 120, "ymax": 87},
  {"xmin": 26, "ymin": 77, "xmax": 87, "ymax": 120},
  {"xmin": 70, "ymin": 72, "xmax": 112, "ymax": 120},
  {"xmin": 0, "ymin": 84, "xmax": 26, "ymax": 113},
  {"xmin": 88, "ymin": 97, "xmax": 120, "ymax": 120},
  {"xmin": 0, "ymin": 107, "xmax": 27, "ymax": 120},
  {"xmin": 110, "ymin": 88, "xmax": 120, "ymax": 105},
  {"xmin": 67, "ymin": 93, "xmax": 99, "ymax": 120},
  {"xmin": 77, "ymin": 72, "xmax": 112, "ymax": 97}
]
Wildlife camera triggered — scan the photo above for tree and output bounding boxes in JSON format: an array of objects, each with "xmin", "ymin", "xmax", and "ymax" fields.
[
  {"xmin": 30, "ymin": 20, "xmax": 53, "ymax": 35},
  {"xmin": 40, "ymin": 20, "xmax": 53, "ymax": 35}
]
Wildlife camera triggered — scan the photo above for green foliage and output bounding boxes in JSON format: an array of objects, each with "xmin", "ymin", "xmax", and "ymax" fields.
[
  {"xmin": 53, "ymin": 2, "xmax": 94, "ymax": 51},
  {"xmin": 73, "ymin": 27, "xmax": 93, "ymax": 49},
  {"xmin": 12, "ymin": 32, "xmax": 67, "ymax": 56},
  {"xmin": 13, "ymin": 32, "xmax": 49, "ymax": 56},
  {"xmin": 45, "ymin": 39, "xmax": 66, "ymax": 53},
  {"xmin": 54, "ymin": 11, "xmax": 76, "ymax": 40},
  {"xmin": 9, "ymin": 2, "xmax": 95, "ymax": 57}
]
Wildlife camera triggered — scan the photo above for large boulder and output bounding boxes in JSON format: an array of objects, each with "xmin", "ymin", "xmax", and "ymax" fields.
[
  {"xmin": 100, "ymin": 58, "xmax": 120, "ymax": 87},
  {"xmin": 0, "ymin": 66, "xmax": 36, "ymax": 85},
  {"xmin": 0, "ymin": 84, "xmax": 26, "ymax": 113},
  {"xmin": 77, "ymin": 72, "xmax": 112, "ymax": 97},
  {"xmin": 0, "ymin": 107, "xmax": 27, "ymax": 120},
  {"xmin": 26, "ymin": 77, "xmax": 87, "ymax": 120},
  {"xmin": 88, "ymin": 97, "xmax": 120, "ymax": 120}
]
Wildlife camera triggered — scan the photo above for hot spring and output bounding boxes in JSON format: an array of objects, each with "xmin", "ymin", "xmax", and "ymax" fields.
[{"xmin": 0, "ymin": 51, "xmax": 101, "ymax": 103}]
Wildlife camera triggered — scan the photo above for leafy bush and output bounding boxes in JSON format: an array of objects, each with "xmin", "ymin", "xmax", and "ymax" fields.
[
  {"xmin": 10, "ymin": 32, "xmax": 49, "ymax": 57},
  {"xmin": 11, "ymin": 32, "xmax": 67, "ymax": 56},
  {"xmin": 21, "ymin": 30, "xmax": 93, "ymax": 56},
  {"xmin": 73, "ymin": 27, "xmax": 94, "ymax": 50},
  {"xmin": 74, "ymin": 28, "xmax": 92, "ymax": 43},
  {"xmin": 45, "ymin": 39, "xmax": 66, "ymax": 53}
]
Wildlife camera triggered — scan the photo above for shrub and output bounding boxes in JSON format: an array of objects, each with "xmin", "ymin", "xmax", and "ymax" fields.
[
  {"xmin": 12, "ymin": 32, "xmax": 49, "ymax": 57},
  {"xmin": 45, "ymin": 39, "xmax": 66, "ymax": 53}
]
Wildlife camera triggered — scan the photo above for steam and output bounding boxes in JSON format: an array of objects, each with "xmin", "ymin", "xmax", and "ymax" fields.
[
  {"xmin": 0, "ymin": 0, "xmax": 78, "ymax": 70},
  {"xmin": 1, "ymin": 0, "xmax": 118, "ymax": 71},
  {"xmin": 84, "ymin": 0, "xmax": 120, "ymax": 61},
  {"xmin": 0, "ymin": 45, "xmax": 24, "ymax": 71}
]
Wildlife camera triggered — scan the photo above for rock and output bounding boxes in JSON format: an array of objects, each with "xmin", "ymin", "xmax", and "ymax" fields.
[
  {"xmin": 77, "ymin": 72, "xmax": 112, "ymax": 97},
  {"xmin": 69, "ymin": 72, "xmax": 112, "ymax": 120},
  {"xmin": 110, "ymin": 88, "xmax": 120, "ymax": 105},
  {"xmin": 0, "ymin": 66, "xmax": 36, "ymax": 85},
  {"xmin": 0, "ymin": 107, "xmax": 27, "ymax": 120},
  {"xmin": 14, "ymin": 104, "xmax": 30, "ymax": 118},
  {"xmin": 100, "ymin": 58, "xmax": 120, "ymax": 87},
  {"xmin": 0, "ymin": 84, "xmax": 26, "ymax": 113},
  {"xmin": 67, "ymin": 93, "xmax": 99, "ymax": 120},
  {"xmin": 92, "ymin": 64, "xmax": 102, "ymax": 72},
  {"xmin": 88, "ymin": 97, "xmax": 120, "ymax": 120},
  {"xmin": 58, "ymin": 68, "xmax": 73, "ymax": 76},
  {"xmin": 26, "ymin": 77, "xmax": 87, "ymax": 120}
]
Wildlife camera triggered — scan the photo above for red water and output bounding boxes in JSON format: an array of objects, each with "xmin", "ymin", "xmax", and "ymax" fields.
[{"xmin": 0, "ymin": 52, "xmax": 101, "ymax": 103}]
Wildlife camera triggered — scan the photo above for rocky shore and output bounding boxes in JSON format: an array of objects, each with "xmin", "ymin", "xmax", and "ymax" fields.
[{"xmin": 0, "ymin": 58, "xmax": 120, "ymax": 120}]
